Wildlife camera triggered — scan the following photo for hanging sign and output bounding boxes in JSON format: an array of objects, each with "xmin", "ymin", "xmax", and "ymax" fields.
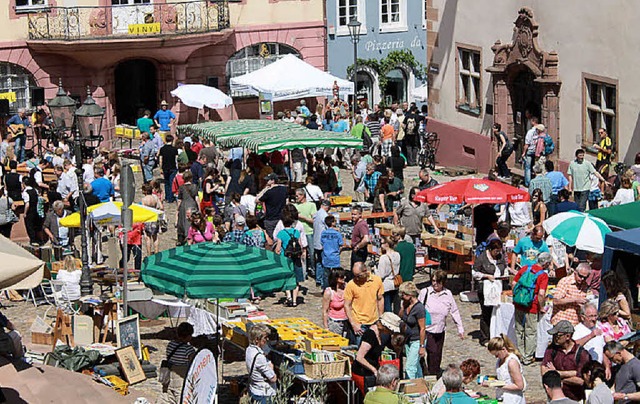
[
  {"xmin": 0, "ymin": 92, "xmax": 17, "ymax": 103},
  {"xmin": 128, "ymin": 23, "xmax": 161, "ymax": 35}
]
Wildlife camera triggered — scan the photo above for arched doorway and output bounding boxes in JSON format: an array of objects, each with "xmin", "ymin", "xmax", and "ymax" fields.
[
  {"xmin": 356, "ymin": 71, "xmax": 374, "ymax": 107},
  {"xmin": 487, "ymin": 7, "xmax": 561, "ymax": 162},
  {"xmin": 384, "ymin": 68, "xmax": 407, "ymax": 105},
  {"xmin": 114, "ymin": 59, "xmax": 157, "ymax": 125},
  {"xmin": 508, "ymin": 66, "xmax": 542, "ymax": 163}
]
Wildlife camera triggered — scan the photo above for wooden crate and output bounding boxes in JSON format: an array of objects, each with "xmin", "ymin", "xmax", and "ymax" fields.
[{"xmin": 31, "ymin": 331, "xmax": 54, "ymax": 345}]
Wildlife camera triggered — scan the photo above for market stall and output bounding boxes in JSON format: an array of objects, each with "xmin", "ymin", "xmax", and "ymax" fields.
[
  {"xmin": 229, "ymin": 54, "xmax": 354, "ymax": 101},
  {"xmin": 601, "ymin": 227, "xmax": 640, "ymax": 304},
  {"xmin": 590, "ymin": 201, "xmax": 640, "ymax": 230},
  {"xmin": 178, "ymin": 119, "xmax": 362, "ymax": 154}
]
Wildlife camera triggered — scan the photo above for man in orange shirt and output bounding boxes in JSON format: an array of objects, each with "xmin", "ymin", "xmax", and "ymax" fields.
[{"xmin": 344, "ymin": 262, "xmax": 384, "ymax": 345}]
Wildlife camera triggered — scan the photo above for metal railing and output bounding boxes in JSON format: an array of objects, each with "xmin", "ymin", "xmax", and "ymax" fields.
[{"xmin": 27, "ymin": 0, "xmax": 230, "ymax": 40}]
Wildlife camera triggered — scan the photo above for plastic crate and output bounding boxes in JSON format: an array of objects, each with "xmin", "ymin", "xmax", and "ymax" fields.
[
  {"xmin": 104, "ymin": 375, "xmax": 129, "ymax": 396},
  {"xmin": 330, "ymin": 195, "xmax": 352, "ymax": 206}
]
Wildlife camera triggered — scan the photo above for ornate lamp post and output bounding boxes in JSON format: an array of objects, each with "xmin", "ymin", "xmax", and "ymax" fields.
[
  {"xmin": 347, "ymin": 18, "xmax": 362, "ymax": 119},
  {"xmin": 48, "ymin": 79, "xmax": 77, "ymax": 131},
  {"xmin": 74, "ymin": 86, "xmax": 105, "ymax": 296}
]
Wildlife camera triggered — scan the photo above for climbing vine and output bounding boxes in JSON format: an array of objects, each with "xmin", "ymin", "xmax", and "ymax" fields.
[{"xmin": 346, "ymin": 49, "xmax": 428, "ymax": 96}]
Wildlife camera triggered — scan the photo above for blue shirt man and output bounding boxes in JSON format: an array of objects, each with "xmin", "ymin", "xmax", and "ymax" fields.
[
  {"xmin": 7, "ymin": 109, "xmax": 31, "ymax": 162},
  {"xmin": 153, "ymin": 101, "xmax": 176, "ymax": 131},
  {"xmin": 320, "ymin": 219, "xmax": 344, "ymax": 269},
  {"xmin": 332, "ymin": 117, "xmax": 349, "ymax": 133},
  {"xmin": 91, "ymin": 170, "xmax": 114, "ymax": 203},
  {"xmin": 512, "ymin": 227, "xmax": 549, "ymax": 270}
]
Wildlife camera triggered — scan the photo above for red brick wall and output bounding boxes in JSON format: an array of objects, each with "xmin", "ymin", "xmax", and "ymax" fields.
[{"xmin": 425, "ymin": 118, "xmax": 492, "ymax": 173}]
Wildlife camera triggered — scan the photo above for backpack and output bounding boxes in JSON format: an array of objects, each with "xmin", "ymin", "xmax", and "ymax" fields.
[
  {"xmin": 512, "ymin": 265, "xmax": 543, "ymax": 307},
  {"xmin": 362, "ymin": 127, "xmax": 373, "ymax": 151},
  {"xmin": 543, "ymin": 134, "xmax": 555, "ymax": 156},
  {"xmin": 405, "ymin": 117, "xmax": 417, "ymax": 136},
  {"xmin": 396, "ymin": 116, "xmax": 406, "ymax": 141},
  {"xmin": 36, "ymin": 195, "xmax": 46, "ymax": 219},
  {"xmin": 284, "ymin": 229, "xmax": 303, "ymax": 261}
]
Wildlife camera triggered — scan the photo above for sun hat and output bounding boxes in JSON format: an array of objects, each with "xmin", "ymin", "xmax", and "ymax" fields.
[{"xmin": 379, "ymin": 312, "xmax": 402, "ymax": 333}]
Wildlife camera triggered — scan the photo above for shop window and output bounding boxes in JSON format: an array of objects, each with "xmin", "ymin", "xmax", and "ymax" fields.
[
  {"xmin": 583, "ymin": 74, "xmax": 617, "ymax": 150},
  {"xmin": 380, "ymin": 0, "xmax": 406, "ymax": 33},
  {"xmin": 356, "ymin": 71, "xmax": 374, "ymax": 107},
  {"xmin": 0, "ymin": 63, "xmax": 37, "ymax": 111},
  {"xmin": 227, "ymin": 43, "xmax": 300, "ymax": 97},
  {"xmin": 456, "ymin": 44, "xmax": 482, "ymax": 115},
  {"xmin": 383, "ymin": 68, "xmax": 407, "ymax": 105}
]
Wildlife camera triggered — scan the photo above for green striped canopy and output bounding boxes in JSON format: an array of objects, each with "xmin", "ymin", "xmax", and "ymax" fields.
[
  {"xmin": 141, "ymin": 242, "xmax": 297, "ymax": 299},
  {"xmin": 178, "ymin": 119, "xmax": 362, "ymax": 153}
]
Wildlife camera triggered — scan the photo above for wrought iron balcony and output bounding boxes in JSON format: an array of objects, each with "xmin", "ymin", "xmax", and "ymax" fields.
[{"xmin": 27, "ymin": 0, "xmax": 230, "ymax": 41}]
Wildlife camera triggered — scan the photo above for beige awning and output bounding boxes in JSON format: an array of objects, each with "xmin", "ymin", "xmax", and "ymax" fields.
[{"xmin": 0, "ymin": 235, "xmax": 44, "ymax": 290}]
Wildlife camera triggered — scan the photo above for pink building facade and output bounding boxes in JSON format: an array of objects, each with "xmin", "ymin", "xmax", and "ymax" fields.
[{"xmin": 0, "ymin": 0, "xmax": 325, "ymax": 140}]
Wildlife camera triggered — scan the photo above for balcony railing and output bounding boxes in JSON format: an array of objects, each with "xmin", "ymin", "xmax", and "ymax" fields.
[{"xmin": 27, "ymin": 0, "xmax": 230, "ymax": 41}]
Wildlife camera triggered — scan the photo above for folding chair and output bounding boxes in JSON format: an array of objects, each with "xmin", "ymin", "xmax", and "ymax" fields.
[
  {"xmin": 43, "ymin": 280, "xmax": 81, "ymax": 319},
  {"xmin": 26, "ymin": 279, "xmax": 56, "ymax": 308}
]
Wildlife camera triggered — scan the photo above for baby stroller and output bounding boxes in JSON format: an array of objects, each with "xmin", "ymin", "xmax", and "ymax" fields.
[{"xmin": 418, "ymin": 131, "xmax": 439, "ymax": 170}]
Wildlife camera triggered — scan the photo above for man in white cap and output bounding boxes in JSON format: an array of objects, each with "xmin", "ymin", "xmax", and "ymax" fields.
[
  {"xmin": 522, "ymin": 118, "xmax": 544, "ymax": 187},
  {"xmin": 154, "ymin": 100, "xmax": 176, "ymax": 133}
]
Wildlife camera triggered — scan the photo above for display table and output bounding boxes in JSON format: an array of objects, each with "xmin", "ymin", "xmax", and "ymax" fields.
[{"xmin": 293, "ymin": 374, "xmax": 355, "ymax": 404}]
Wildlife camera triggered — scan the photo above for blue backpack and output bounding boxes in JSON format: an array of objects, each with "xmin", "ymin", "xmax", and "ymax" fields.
[
  {"xmin": 543, "ymin": 134, "xmax": 555, "ymax": 156},
  {"xmin": 512, "ymin": 266, "xmax": 543, "ymax": 307}
]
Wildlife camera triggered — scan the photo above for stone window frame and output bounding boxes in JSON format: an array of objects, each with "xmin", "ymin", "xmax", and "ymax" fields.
[
  {"xmin": 15, "ymin": 0, "xmax": 49, "ymax": 14},
  {"xmin": 335, "ymin": 0, "xmax": 367, "ymax": 36},
  {"xmin": 455, "ymin": 42, "xmax": 482, "ymax": 116},
  {"xmin": 582, "ymin": 72, "xmax": 618, "ymax": 156},
  {"xmin": 0, "ymin": 62, "xmax": 38, "ymax": 111},
  {"xmin": 379, "ymin": 0, "xmax": 407, "ymax": 33}
]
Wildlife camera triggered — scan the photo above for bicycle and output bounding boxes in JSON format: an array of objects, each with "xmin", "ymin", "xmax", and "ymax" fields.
[{"xmin": 418, "ymin": 131, "xmax": 439, "ymax": 170}]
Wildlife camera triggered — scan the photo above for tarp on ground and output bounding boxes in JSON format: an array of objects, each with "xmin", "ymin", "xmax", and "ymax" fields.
[
  {"xmin": 178, "ymin": 119, "xmax": 362, "ymax": 153},
  {"xmin": 229, "ymin": 54, "xmax": 354, "ymax": 101},
  {"xmin": 0, "ymin": 234, "xmax": 44, "ymax": 290},
  {"xmin": 589, "ymin": 201, "xmax": 640, "ymax": 230}
]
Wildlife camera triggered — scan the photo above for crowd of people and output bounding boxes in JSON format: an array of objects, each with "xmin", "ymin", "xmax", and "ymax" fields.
[{"xmin": 0, "ymin": 98, "xmax": 638, "ymax": 404}]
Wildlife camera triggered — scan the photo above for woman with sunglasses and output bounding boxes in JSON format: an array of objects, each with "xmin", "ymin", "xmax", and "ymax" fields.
[
  {"xmin": 598, "ymin": 299, "xmax": 632, "ymax": 342},
  {"xmin": 531, "ymin": 188, "xmax": 548, "ymax": 226}
]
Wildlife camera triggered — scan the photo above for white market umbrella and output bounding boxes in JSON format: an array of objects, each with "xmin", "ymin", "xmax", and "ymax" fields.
[
  {"xmin": 542, "ymin": 210, "xmax": 611, "ymax": 254},
  {"xmin": 60, "ymin": 201, "xmax": 163, "ymax": 228},
  {"xmin": 170, "ymin": 84, "xmax": 233, "ymax": 109},
  {"xmin": 411, "ymin": 83, "xmax": 428, "ymax": 102}
]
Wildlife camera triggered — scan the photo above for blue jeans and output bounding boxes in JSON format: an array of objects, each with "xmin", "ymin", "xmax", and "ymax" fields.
[
  {"xmin": 142, "ymin": 162, "xmax": 154, "ymax": 183},
  {"xmin": 163, "ymin": 169, "xmax": 177, "ymax": 202},
  {"xmin": 383, "ymin": 290, "xmax": 398, "ymax": 313},
  {"xmin": 14, "ymin": 135, "xmax": 25, "ymax": 162},
  {"xmin": 523, "ymin": 154, "xmax": 535, "ymax": 187},
  {"xmin": 316, "ymin": 263, "xmax": 328, "ymax": 290},
  {"xmin": 405, "ymin": 340, "xmax": 424, "ymax": 379},
  {"xmin": 249, "ymin": 392, "xmax": 273, "ymax": 404},
  {"xmin": 548, "ymin": 194, "xmax": 559, "ymax": 216},
  {"xmin": 351, "ymin": 323, "xmax": 372, "ymax": 346}
]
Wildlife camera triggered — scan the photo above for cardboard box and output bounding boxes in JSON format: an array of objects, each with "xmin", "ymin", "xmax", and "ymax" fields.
[
  {"xmin": 397, "ymin": 378, "xmax": 429, "ymax": 395},
  {"xmin": 31, "ymin": 331, "xmax": 54, "ymax": 345}
]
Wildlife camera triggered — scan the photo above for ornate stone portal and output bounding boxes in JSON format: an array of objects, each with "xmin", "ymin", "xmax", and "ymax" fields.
[{"xmin": 487, "ymin": 7, "xmax": 561, "ymax": 161}]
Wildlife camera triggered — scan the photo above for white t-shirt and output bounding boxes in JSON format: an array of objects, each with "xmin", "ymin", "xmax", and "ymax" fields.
[
  {"xmin": 508, "ymin": 202, "xmax": 531, "ymax": 227},
  {"xmin": 573, "ymin": 323, "xmax": 604, "ymax": 363},
  {"xmin": 240, "ymin": 194, "xmax": 256, "ymax": 215},
  {"xmin": 303, "ymin": 184, "xmax": 324, "ymax": 202},
  {"xmin": 56, "ymin": 270, "xmax": 82, "ymax": 301}
]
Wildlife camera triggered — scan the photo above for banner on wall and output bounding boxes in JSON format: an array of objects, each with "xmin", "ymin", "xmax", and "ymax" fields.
[
  {"xmin": 0, "ymin": 92, "xmax": 17, "ymax": 103},
  {"xmin": 181, "ymin": 348, "xmax": 217, "ymax": 404}
]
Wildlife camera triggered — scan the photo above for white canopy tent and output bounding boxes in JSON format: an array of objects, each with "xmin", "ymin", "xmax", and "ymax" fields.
[
  {"xmin": 170, "ymin": 84, "xmax": 233, "ymax": 109},
  {"xmin": 230, "ymin": 54, "xmax": 354, "ymax": 101},
  {"xmin": 411, "ymin": 83, "xmax": 428, "ymax": 102}
]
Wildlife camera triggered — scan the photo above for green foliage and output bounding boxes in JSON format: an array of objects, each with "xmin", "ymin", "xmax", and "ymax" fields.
[{"xmin": 346, "ymin": 50, "xmax": 428, "ymax": 95}]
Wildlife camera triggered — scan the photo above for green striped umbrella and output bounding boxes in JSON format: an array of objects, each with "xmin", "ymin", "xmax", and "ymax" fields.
[
  {"xmin": 141, "ymin": 242, "xmax": 297, "ymax": 299},
  {"xmin": 542, "ymin": 210, "xmax": 611, "ymax": 254},
  {"xmin": 178, "ymin": 120, "xmax": 362, "ymax": 153}
]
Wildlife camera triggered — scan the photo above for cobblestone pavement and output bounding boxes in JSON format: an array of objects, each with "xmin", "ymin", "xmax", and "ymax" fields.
[{"xmin": 3, "ymin": 164, "xmax": 548, "ymax": 403}]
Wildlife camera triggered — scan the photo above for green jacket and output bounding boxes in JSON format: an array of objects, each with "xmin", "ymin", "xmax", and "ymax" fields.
[{"xmin": 363, "ymin": 387, "xmax": 402, "ymax": 404}]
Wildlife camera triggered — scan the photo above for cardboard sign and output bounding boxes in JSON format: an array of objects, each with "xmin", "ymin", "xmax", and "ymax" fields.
[{"xmin": 181, "ymin": 348, "xmax": 217, "ymax": 404}]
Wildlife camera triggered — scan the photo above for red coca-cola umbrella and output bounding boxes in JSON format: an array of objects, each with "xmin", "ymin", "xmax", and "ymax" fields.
[{"xmin": 414, "ymin": 178, "xmax": 530, "ymax": 204}]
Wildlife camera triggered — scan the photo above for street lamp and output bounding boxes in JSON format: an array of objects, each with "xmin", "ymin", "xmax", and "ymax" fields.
[
  {"xmin": 347, "ymin": 18, "xmax": 362, "ymax": 120},
  {"xmin": 48, "ymin": 79, "xmax": 77, "ymax": 131},
  {"xmin": 75, "ymin": 86, "xmax": 105, "ymax": 296}
]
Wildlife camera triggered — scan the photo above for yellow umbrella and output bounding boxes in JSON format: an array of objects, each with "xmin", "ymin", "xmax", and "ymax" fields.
[{"xmin": 59, "ymin": 201, "xmax": 163, "ymax": 228}]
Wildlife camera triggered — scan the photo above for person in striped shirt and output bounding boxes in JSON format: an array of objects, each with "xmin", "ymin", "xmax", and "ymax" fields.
[{"xmin": 158, "ymin": 322, "xmax": 196, "ymax": 404}]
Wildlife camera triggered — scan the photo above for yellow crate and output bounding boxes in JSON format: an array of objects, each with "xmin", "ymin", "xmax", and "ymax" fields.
[
  {"xmin": 124, "ymin": 127, "xmax": 134, "ymax": 138},
  {"xmin": 134, "ymin": 129, "xmax": 141, "ymax": 139},
  {"xmin": 104, "ymin": 375, "xmax": 129, "ymax": 396},
  {"xmin": 304, "ymin": 336, "xmax": 350, "ymax": 350},
  {"xmin": 115, "ymin": 125, "xmax": 125, "ymax": 135},
  {"xmin": 330, "ymin": 195, "xmax": 352, "ymax": 206}
]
